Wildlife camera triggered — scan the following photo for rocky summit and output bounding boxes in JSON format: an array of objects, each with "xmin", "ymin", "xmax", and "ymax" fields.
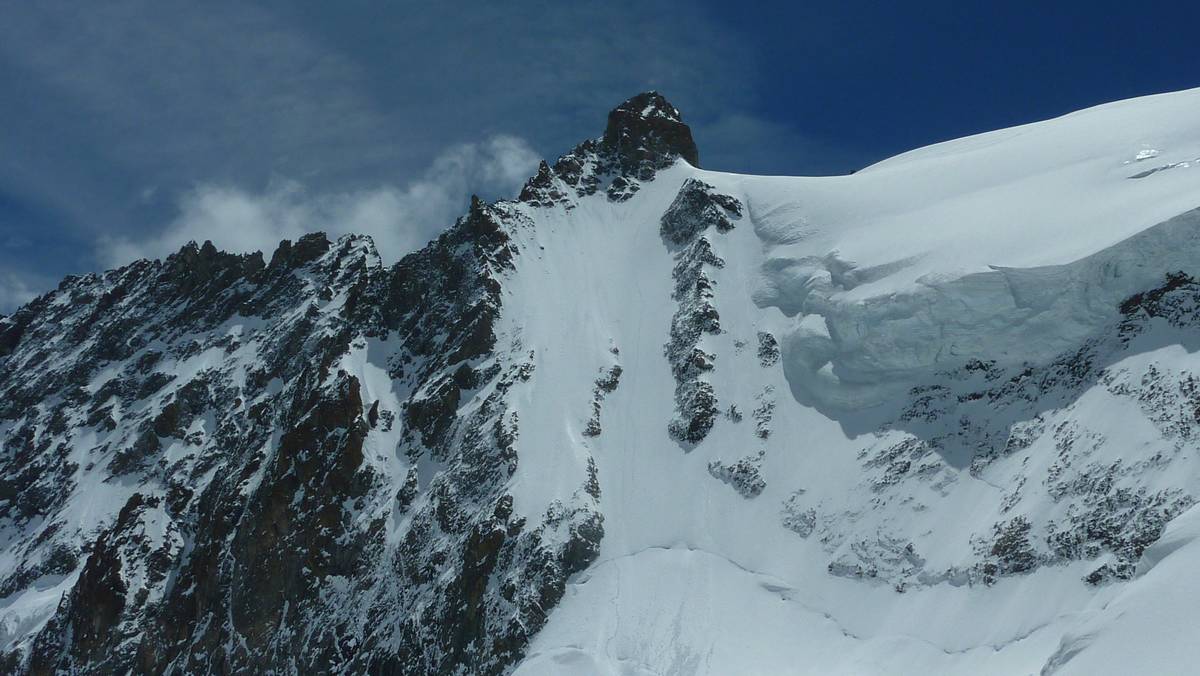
[{"xmin": 6, "ymin": 88, "xmax": 1200, "ymax": 674}]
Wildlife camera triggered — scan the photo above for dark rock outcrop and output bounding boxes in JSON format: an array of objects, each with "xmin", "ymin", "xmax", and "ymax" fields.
[
  {"xmin": 1, "ymin": 201, "xmax": 599, "ymax": 674},
  {"xmin": 660, "ymin": 178, "xmax": 741, "ymax": 245},
  {"xmin": 661, "ymin": 181, "xmax": 743, "ymax": 447},
  {"xmin": 708, "ymin": 452, "xmax": 767, "ymax": 498},
  {"xmin": 602, "ymin": 91, "xmax": 700, "ymax": 176},
  {"xmin": 519, "ymin": 91, "xmax": 701, "ymax": 208}
]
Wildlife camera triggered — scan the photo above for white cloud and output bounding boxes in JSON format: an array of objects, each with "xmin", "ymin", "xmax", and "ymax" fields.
[
  {"xmin": 0, "ymin": 0, "xmax": 778, "ymax": 306},
  {"xmin": 0, "ymin": 272, "xmax": 38, "ymax": 314},
  {"xmin": 0, "ymin": 0, "xmax": 757, "ymax": 251},
  {"xmin": 99, "ymin": 135, "xmax": 539, "ymax": 267}
]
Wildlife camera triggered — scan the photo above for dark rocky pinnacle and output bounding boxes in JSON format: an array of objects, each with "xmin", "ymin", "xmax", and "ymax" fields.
[{"xmin": 602, "ymin": 91, "xmax": 700, "ymax": 171}]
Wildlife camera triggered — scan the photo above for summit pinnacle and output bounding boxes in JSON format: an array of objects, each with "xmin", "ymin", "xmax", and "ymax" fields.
[
  {"xmin": 518, "ymin": 91, "xmax": 702, "ymax": 207},
  {"xmin": 602, "ymin": 91, "xmax": 700, "ymax": 174}
]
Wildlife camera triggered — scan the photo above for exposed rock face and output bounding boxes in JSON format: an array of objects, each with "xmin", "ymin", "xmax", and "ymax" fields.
[
  {"xmin": 0, "ymin": 199, "xmax": 602, "ymax": 672},
  {"xmin": 756, "ymin": 331, "xmax": 780, "ymax": 367},
  {"xmin": 602, "ymin": 91, "xmax": 700, "ymax": 176},
  {"xmin": 584, "ymin": 365, "xmax": 623, "ymax": 437},
  {"xmin": 660, "ymin": 178, "xmax": 741, "ymax": 245},
  {"xmin": 708, "ymin": 451, "xmax": 767, "ymax": 498},
  {"xmin": 519, "ymin": 91, "xmax": 700, "ymax": 208},
  {"xmin": 664, "ymin": 237, "xmax": 723, "ymax": 445},
  {"xmin": 661, "ymin": 180, "xmax": 744, "ymax": 446},
  {"xmin": 29, "ymin": 493, "xmax": 182, "ymax": 674}
]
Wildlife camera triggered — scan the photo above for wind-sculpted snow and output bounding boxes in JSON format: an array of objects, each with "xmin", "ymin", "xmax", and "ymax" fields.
[
  {"xmin": 762, "ymin": 207, "xmax": 1200, "ymax": 416},
  {"xmin": 798, "ymin": 272, "xmax": 1200, "ymax": 591}
]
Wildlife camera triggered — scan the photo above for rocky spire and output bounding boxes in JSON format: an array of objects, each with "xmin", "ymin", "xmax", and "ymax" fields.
[
  {"xmin": 602, "ymin": 91, "xmax": 700, "ymax": 174},
  {"xmin": 519, "ymin": 91, "xmax": 701, "ymax": 207}
]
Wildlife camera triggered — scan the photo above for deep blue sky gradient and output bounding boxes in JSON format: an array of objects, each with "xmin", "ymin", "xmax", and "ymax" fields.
[
  {"xmin": 706, "ymin": 0, "xmax": 1200, "ymax": 164},
  {"xmin": 1, "ymin": 0, "xmax": 1198, "ymax": 310}
]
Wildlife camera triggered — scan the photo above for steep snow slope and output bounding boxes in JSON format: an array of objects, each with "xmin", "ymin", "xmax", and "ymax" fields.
[{"xmin": 4, "ymin": 89, "xmax": 1200, "ymax": 674}]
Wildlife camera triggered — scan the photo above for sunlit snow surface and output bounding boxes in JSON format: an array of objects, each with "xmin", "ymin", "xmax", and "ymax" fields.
[
  {"xmin": 736, "ymin": 88, "xmax": 1200, "ymax": 413},
  {"xmin": 509, "ymin": 88, "xmax": 1200, "ymax": 674}
]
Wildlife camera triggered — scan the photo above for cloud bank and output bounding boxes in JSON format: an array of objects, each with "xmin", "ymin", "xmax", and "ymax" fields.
[
  {"xmin": 0, "ymin": 0, "xmax": 824, "ymax": 312},
  {"xmin": 0, "ymin": 272, "xmax": 37, "ymax": 314},
  {"xmin": 100, "ymin": 135, "xmax": 539, "ymax": 267}
]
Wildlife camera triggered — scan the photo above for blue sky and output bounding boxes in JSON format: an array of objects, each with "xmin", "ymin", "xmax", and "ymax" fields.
[{"xmin": 2, "ymin": 0, "xmax": 1199, "ymax": 311}]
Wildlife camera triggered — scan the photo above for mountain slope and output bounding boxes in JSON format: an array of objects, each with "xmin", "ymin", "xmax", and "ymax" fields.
[{"xmin": 4, "ymin": 89, "xmax": 1200, "ymax": 674}]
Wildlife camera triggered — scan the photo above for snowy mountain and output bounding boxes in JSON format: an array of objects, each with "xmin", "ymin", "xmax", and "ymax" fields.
[{"xmin": 4, "ymin": 88, "xmax": 1200, "ymax": 674}]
